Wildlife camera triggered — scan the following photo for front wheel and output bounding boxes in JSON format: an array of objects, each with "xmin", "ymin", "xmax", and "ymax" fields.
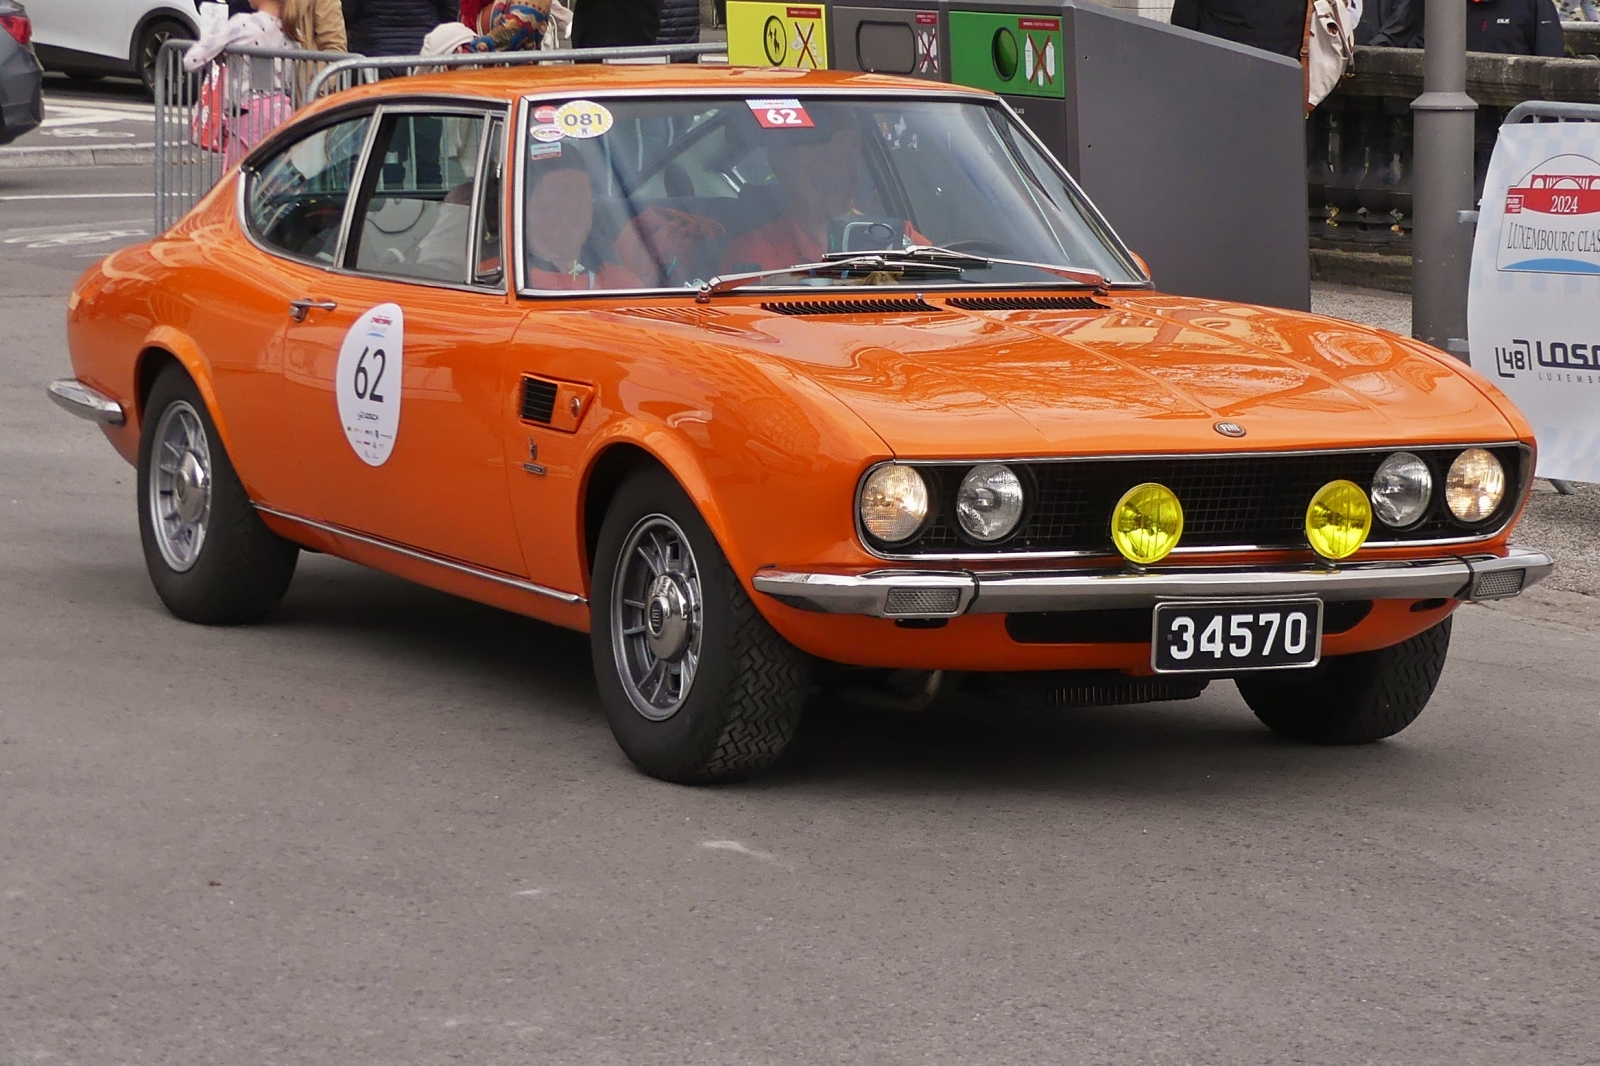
[
  {"xmin": 1237, "ymin": 616, "xmax": 1453, "ymax": 744},
  {"xmin": 137, "ymin": 365, "xmax": 298, "ymax": 624},
  {"xmin": 590, "ymin": 469, "xmax": 810, "ymax": 784}
]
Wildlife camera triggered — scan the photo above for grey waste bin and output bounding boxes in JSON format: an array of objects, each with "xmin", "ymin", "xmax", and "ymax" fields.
[{"xmin": 830, "ymin": 0, "xmax": 1310, "ymax": 310}]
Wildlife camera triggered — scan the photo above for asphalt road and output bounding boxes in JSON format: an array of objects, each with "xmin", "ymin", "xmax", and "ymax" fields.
[{"xmin": 4, "ymin": 176, "xmax": 1600, "ymax": 1064}]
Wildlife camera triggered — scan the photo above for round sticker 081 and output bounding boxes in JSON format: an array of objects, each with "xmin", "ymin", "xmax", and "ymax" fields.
[
  {"xmin": 336, "ymin": 303, "xmax": 403, "ymax": 466},
  {"xmin": 554, "ymin": 99, "xmax": 613, "ymax": 140}
]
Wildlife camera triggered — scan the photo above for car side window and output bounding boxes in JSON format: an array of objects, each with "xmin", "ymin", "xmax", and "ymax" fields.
[
  {"xmin": 349, "ymin": 112, "xmax": 486, "ymax": 285},
  {"xmin": 246, "ymin": 115, "xmax": 372, "ymax": 264}
]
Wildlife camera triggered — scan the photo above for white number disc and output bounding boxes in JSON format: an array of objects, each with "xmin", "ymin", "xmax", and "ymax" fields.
[{"xmin": 336, "ymin": 303, "xmax": 403, "ymax": 466}]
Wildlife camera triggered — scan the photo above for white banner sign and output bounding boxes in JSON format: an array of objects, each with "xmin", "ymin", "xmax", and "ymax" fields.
[{"xmin": 1468, "ymin": 120, "xmax": 1600, "ymax": 483}]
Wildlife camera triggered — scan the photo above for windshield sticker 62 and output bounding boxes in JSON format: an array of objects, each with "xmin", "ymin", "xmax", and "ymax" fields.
[{"xmin": 747, "ymin": 98, "xmax": 814, "ymax": 129}]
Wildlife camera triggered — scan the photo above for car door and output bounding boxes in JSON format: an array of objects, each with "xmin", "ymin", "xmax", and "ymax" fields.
[{"xmin": 273, "ymin": 104, "xmax": 529, "ymax": 577}]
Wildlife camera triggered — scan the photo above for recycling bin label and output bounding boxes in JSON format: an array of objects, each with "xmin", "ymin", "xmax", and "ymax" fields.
[
  {"xmin": 727, "ymin": 2, "xmax": 830, "ymax": 69},
  {"xmin": 948, "ymin": 12, "xmax": 1065, "ymax": 99}
]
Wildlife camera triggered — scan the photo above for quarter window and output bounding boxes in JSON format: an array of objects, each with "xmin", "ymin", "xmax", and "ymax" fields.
[
  {"xmin": 246, "ymin": 114, "xmax": 372, "ymax": 263},
  {"xmin": 350, "ymin": 113, "xmax": 487, "ymax": 285}
]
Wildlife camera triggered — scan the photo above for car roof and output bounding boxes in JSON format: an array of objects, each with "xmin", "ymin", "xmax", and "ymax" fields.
[{"xmin": 308, "ymin": 63, "xmax": 996, "ymax": 112}]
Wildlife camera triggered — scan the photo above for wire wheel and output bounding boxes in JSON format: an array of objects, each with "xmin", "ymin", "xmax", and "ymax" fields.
[
  {"xmin": 611, "ymin": 514, "xmax": 704, "ymax": 721},
  {"xmin": 147, "ymin": 400, "xmax": 212, "ymax": 572}
]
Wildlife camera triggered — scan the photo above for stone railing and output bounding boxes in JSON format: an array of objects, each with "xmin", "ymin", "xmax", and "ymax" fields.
[{"xmin": 1308, "ymin": 42, "xmax": 1599, "ymax": 282}]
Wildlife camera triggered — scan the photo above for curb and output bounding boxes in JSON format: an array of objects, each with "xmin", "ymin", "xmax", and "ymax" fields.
[
  {"xmin": 0, "ymin": 143, "xmax": 155, "ymax": 170},
  {"xmin": 1310, "ymin": 248, "xmax": 1412, "ymax": 295}
]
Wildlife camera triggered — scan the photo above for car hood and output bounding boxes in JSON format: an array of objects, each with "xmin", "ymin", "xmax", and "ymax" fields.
[{"xmin": 697, "ymin": 294, "xmax": 1519, "ymax": 457}]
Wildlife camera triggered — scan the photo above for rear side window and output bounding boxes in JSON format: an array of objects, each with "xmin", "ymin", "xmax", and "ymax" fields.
[
  {"xmin": 246, "ymin": 115, "xmax": 372, "ymax": 264},
  {"xmin": 349, "ymin": 112, "xmax": 487, "ymax": 285}
]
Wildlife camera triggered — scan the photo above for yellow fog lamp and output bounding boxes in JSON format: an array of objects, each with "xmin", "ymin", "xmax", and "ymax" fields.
[
  {"xmin": 1111, "ymin": 483, "xmax": 1184, "ymax": 565},
  {"xmin": 1305, "ymin": 479, "xmax": 1372, "ymax": 560}
]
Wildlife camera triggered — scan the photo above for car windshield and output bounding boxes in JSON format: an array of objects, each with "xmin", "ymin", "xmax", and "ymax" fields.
[{"xmin": 517, "ymin": 94, "xmax": 1146, "ymax": 294}]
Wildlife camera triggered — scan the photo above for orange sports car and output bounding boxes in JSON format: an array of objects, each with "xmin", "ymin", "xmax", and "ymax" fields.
[{"xmin": 51, "ymin": 65, "xmax": 1551, "ymax": 782}]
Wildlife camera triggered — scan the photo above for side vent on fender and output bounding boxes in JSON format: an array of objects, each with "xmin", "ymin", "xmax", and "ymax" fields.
[
  {"xmin": 520, "ymin": 376, "xmax": 558, "ymax": 424},
  {"xmin": 944, "ymin": 295, "xmax": 1105, "ymax": 311},
  {"xmin": 761, "ymin": 297, "xmax": 937, "ymax": 316}
]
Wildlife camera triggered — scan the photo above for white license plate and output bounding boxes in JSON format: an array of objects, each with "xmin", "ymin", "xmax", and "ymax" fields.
[{"xmin": 1151, "ymin": 599, "xmax": 1323, "ymax": 674}]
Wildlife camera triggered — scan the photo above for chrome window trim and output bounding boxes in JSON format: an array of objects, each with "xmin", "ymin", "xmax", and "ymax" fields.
[
  {"xmin": 510, "ymin": 87, "xmax": 1154, "ymax": 300},
  {"xmin": 853, "ymin": 442, "xmax": 1532, "ymax": 562},
  {"xmin": 238, "ymin": 98, "xmax": 515, "ymax": 297}
]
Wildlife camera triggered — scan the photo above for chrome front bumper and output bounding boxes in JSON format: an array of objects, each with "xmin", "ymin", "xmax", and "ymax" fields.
[
  {"xmin": 752, "ymin": 547, "xmax": 1554, "ymax": 618},
  {"xmin": 47, "ymin": 379, "xmax": 125, "ymax": 425}
]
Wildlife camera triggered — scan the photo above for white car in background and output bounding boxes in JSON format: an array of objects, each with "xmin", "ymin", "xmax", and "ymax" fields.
[{"xmin": 28, "ymin": 0, "xmax": 196, "ymax": 93}]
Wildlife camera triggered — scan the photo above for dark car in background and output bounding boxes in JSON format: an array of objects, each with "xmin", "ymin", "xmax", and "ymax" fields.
[{"xmin": 0, "ymin": 0, "xmax": 43, "ymax": 146}]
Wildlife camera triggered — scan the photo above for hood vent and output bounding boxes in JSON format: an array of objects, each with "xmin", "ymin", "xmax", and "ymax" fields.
[
  {"xmin": 520, "ymin": 375, "xmax": 558, "ymax": 424},
  {"xmin": 946, "ymin": 295, "xmax": 1104, "ymax": 311},
  {"xmin": 761, "ymin": 297, "xmax": 937, "ymax": 316}
]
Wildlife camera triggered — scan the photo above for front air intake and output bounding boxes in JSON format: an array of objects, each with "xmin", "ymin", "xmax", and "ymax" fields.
[
  {"xmin": 945, "ymin": 295, "xmax": 1104, "ymax": 311},
  {"xmin": 761, "ymin": 298, "xmax": 937, "ymax": 316},
  {"xmin": 519, "ymin": 376, "xmax": 558, "ymax": 424}
]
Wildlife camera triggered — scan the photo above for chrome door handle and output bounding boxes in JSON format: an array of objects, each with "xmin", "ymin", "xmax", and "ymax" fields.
[{"xmin": 289, "ymin": 298, "xmax": 338, "ymax": 322}]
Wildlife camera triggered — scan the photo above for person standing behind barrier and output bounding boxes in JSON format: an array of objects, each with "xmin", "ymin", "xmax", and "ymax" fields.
[
  {"xmin": 570, "ymin": 0, "xmax": 661, "ymax": 50},
  {"xmin": 1169, "ymin": 0, "xmax": 1309, "ymax": 57},
  {"xmin": 220, "ymin": 0, "xmax": 344, "ymax": 46},
  {"xmin": 342, "ymin": 0, "xmax": 455, "ymax": 56}
]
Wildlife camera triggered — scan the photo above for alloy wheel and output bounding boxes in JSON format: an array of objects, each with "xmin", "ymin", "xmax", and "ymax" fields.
[
  {"xmin": 610, "ymin": 514, "xmax": 704, "ymax": 721},
  {"xmin": 148, "ymin": 400, "xmax": 212, "ymax": 572}
]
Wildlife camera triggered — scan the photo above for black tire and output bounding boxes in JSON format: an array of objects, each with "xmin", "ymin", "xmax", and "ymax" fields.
[
  {"xmin": 135, "ymin": 19, "xmax": 192, "ymax": 96},
  {"xmin": 137, "ymin": 364, "xmax": 298, "ymax": 624},
  {"xmin": 590, "ymin": 468, "xmax": 811, "ymax": 784},
  {"xmin": 1237, "ymin": 616, "xmax": 1453, "ymax": 744}
]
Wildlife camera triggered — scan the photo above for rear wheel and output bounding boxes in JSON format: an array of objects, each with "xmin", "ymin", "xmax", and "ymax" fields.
[
  {"xmin": 137, "ymin": 365, "xmax": 298, "ymax": 624},
  {"xmin": 590, "ymin": 469, "xmax": 810, "ymax": 783},
  {"xmin": 1237, "ymin": 616, "xmax": 1453, "ymax": 744}
]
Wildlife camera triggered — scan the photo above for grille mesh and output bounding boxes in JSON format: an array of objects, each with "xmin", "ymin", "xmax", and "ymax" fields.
[
  {"xmin": 884, "ymin": 587, "xmax": 962, "ymax": 616},
  {"xmin": 1471, "ymin": 568, "xmax": 1525, "ymax": 600},
  {"xmin": 945, "ymin": 295, "xmax": 1103, "ymax": 311},
  {"xmin": 519, "ymin": 376, "xmax": 557, "ymax": 424},
  {"xmin": 884, "ymin": 447, "xmax": 1523, "ymax": 555},
  {"xmin": 762, "ymin": 298, "xmax": 937, "ymax": 316}
]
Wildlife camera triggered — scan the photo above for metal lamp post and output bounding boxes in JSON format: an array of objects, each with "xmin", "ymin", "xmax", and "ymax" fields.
[{"xmin": 1410, "ymin": 0, "xmax": 1477, "ymax": 357}]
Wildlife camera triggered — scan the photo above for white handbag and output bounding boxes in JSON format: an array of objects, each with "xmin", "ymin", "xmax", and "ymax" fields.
[{"xmin": 1306, "ymin": 0, "xmax": 1357, "ymax": 109}]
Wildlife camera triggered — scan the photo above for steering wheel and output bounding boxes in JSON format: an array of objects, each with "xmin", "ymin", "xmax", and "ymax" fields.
[{"xmin": 939, "ymin": 238, "xmax": 1009, "ymax": 256}]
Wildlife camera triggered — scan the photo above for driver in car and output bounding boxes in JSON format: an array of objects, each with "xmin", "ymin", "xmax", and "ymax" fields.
[
  {"xmin": 525, "ymin": 146, "xmax": 643, "ymax": 291},
  {"xmin": 720, "ymin": 122, "xmax": 928, "ymax": 275}
]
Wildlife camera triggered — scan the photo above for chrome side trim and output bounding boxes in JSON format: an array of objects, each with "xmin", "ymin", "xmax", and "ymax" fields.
[
  {"xmin": 752, "ymin": 547, "xmax": 1553, "ymax": 618},
  {"xmin": 47, "ymin": 379, "xmax": 126, "ymax": 426},
  {"xmin": 256, "ymin": 505, "xmax": 587, "ymax": 606}
]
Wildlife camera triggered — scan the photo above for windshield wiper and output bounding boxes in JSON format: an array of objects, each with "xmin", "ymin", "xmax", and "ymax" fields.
[
  {"xmin": 695, "ymin": 254, "xmax": 963, "ymax": 303},
  {"xmin": 889, "ymin": 245, "xmax": 1113, "ymax": 294}
]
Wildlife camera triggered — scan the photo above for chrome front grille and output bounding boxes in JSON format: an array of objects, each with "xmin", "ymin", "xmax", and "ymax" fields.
[{"xmin": 867, "ymin": 445, "xmax": 1527, "ymax": 557}]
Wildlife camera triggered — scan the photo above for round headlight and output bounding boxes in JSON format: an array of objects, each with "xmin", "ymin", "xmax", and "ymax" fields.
[
  {"xmin": 859, "ymin": 464, "xmax": 929, "ymax": 543},
  {"xmin": 1370, "ymin": 451, "xmax": 1433, "ymax": 528},
  {"xmin": 956, "ymin": 463, "xmax": 1025, "ymax": 542},
  {"xmin": 1111, "ymin": 483, "xmax": 1184, "ymax": 565},
  {"xmin": 1445, "ymin": 447, "xmax": 1506, "ymax": 522},
  {"xmin": 1305, "ymin": 479, "xmax": 1372, "ymax": 560}
]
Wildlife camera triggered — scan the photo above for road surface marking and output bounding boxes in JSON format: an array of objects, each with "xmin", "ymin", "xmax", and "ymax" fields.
[{"xmin": 0, "ymin": 193, "xmax": 153, "ymax": 201}]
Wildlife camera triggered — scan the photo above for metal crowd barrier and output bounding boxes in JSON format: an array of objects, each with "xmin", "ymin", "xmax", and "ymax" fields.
[
  {"xmin": 153, "ymin": 39, "xmax": 722, "ymax": 233},
  {"xmin": 153, "ymin": 40, "xmax": 365, "ymax": 232}
]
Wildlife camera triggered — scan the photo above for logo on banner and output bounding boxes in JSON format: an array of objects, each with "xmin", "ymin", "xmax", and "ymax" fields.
[{"xmin": 1495, "ymin": 154, "xmax": 1600, "ymax": 275}]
